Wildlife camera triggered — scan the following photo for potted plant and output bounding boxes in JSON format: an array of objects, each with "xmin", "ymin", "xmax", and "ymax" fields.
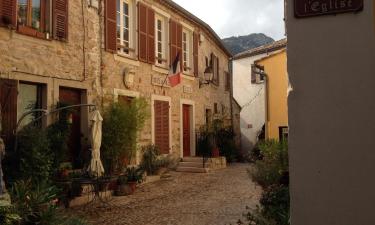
[
  {"xmin": 58, "ymin": 162, "xmax": 72, "ymax": 180},
  {"xmin": 125, "ymin": 167, "xmax": 144, "ymax": 194},
  {"xmin": 114, "ymin": 174, "xmax": 130, "ymax": 196}
]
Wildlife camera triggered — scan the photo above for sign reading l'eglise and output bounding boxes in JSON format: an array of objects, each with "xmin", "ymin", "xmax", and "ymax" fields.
[{"xmin": 295, "ymin": 0, "xmax": 363, "ymax": 18}]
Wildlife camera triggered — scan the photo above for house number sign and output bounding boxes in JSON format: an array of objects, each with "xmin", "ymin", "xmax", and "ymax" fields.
[{"xmin": 295, "ymin": 0, "xmax": 363, "ymax": 18}]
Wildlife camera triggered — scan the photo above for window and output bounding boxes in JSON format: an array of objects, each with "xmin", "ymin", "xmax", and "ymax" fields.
[
  {"xmin": 251, "ymin": 64, "xmax": 265, "ymax": 84},
  {"xmin": 211, "ymin": 53, "xmax": 219, "ymax": 85},
  {"xmin": 17, "ymin": 0, "xmax": 52, "ymax": 37},
  {"xmin": 205, "ymin": 109, "xmax": 212, "ymax": 125},
  {"xmin": 182, "ymin": 29, "xmax": 192, "ymax": 73},
  {"xmin": 279, "ymin": 126, "xmax": 289, "ymax": 141},
  {"xmin": 117, "ymin": 0, "xmax": 133, "ymax": 55},
  {"xmin": 225, "ymin": 72, "xmax": 230, "ymax": 91},
  {"xmin": 155, "ymin": 15, "xmax": 167, "ymax": 66},
  {"xmin": 17, "ymin": 82, "xmax": 44, "ymax": 128}
]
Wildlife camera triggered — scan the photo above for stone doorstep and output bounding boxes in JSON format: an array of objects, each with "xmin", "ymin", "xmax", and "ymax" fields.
[
  {"xmin": 178, "ymin": 161, "xmax": 211, "ymax": 168},
  {"xmin": 175, "ymin": 167, "xmax": 210, "ymax": 173}
]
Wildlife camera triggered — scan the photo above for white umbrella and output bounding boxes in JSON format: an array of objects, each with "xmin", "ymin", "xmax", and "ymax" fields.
[{"xmin": 88, "ymin": 110, "xmax": 105, "ymax": 177}]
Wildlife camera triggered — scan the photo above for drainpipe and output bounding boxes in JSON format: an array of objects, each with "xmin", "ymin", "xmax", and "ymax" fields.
[{"xmin": 229, "ymin": 59, "xmax": 234, "ymax": 129}]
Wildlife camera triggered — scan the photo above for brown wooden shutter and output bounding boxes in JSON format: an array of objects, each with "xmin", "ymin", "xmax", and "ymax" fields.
[
  {"xmin": 138, "ymin": 2, "xmax": 148, "ymax": 62},
  {"xmin": 193, "ymin": 32, "xmax": 199, "ymax": 77},
  {"xmin": 53, "ymin": 0, "xmax": 68, "ymax": 40},
  {"xmin": 147, "ymin": 7, "xmax": 155, "ymax": 64},
  {"xmin": 176, "ymin": 23, "xmax": 183, "ymax": 71},
  {"xmin": 0, "ymin": 0, "xmax": 16, "ymax": 27},
  {"xmin": 217, "ymin": 56, "xmax": 220, "ymax": 84},
  {"xmin": 169, "ymin": 19, "xmax": 177, "ymax": 66},
  {"xmin": 0, "ymin": 79, "xmax": 18, "ymax": 146},
  {"xmin": 105, "ymin": 0, "xmax": 116, "ymax": 52},
  {"xmin": 154, "ymin": 100, "xmax": 169, "ymax": 154}
]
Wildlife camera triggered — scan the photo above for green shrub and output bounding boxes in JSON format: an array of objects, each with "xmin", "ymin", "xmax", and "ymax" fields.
[
  {"xmin": 125, "ymin": 167, "xmax": 144, "ymax": 183},
  {"xmin": 102, "ymin": 98, "xmax": 149, "ymax": 175},
  {"xmin": 250, "ymin": 140, "xmax": 288, "ymax": 188},
  {"xmin": 17, "ymin": 126, "xmax": 54, "ymax": 184},
  {"xmin": 260, "ymin": 185, "xmax": 290, "ymax": 225},
  {"xmin": 139, "ymin": 145, "xmax": 170, "ymax": 175},
  {"xmin": 0, "ymin": 204, "xmax": 21, "ymax": 225}
]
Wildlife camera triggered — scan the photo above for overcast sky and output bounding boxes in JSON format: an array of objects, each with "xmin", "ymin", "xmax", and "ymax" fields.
[{"xmin": 172, "ymin": 0, "xmax": 285, "ymax": 40}]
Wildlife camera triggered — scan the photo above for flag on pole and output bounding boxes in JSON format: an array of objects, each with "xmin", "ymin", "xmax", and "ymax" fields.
[{"xmin": 168, "ymin": 53, "xmax": 182, "ymax": 87}]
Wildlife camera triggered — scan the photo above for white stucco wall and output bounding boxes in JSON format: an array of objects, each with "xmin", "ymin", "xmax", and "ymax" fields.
[{"xmin": 233, "ymin": 55, "xmax": 266, "ymax": 151}]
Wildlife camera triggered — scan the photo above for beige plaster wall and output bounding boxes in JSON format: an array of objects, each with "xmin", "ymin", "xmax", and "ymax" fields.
[{"xmin": 287, "ymin": 0, "xmax": 375, "ymax": 224}]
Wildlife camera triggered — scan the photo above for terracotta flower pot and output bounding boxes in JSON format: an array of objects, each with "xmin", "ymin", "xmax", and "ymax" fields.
[
  {"xmin": 212, "ymin": 147, "xmax": 220, "ymax": 157},
  {"xmin": 127, "ymin": 181, "xmax": 137, "ymax": 193}
]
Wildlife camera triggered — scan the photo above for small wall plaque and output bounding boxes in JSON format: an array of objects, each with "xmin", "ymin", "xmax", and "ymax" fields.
[
  {"xmin": 183, "ymin": 85, "xmax": 193, "ymax": 94},
  {"xmin": 152, "ymin": 74, "xmax": 170, "ymax": 87},
  {"xmin": 295, "ymin": 0, "xmax": 363, "ymax": 18}
]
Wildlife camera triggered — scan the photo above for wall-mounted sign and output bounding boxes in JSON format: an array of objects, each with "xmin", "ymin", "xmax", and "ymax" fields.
[
  {"xmin": 295, "ymin": 0, "xmax": 363, "ymax": 18},
  {"xmin": 183, "ymin": 85, "xmax": 193, "ymax": 94},
  {"xmin": 152, "ymin": 74, "xmax": 170, "ymax": 88}
]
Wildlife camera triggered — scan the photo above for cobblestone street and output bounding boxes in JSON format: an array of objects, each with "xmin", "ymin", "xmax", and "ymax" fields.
[{"xmin": 70, "ymin": 164, "xmax": 261, "ymax": 225}]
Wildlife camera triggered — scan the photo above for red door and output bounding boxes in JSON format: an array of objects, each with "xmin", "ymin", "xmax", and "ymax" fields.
[
  {"xmin": 154, "ymin": 100, "xmax": 170, "ymax": 154},
  {"xmin": 59, "ymin": 87, "xmax": 82, "ymax": 168},
  {"xmin": 183, "ymin": 105, "xmax": 191, "ymax": 157}
]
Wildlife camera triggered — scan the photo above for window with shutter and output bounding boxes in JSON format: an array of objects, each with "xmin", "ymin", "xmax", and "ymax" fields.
[
  {"xmin": 0, "ymin": 0, "xmax": 17, "ymax": 27},
  {"xmin": 169, "ymin": 19, "xmax": 182, "ymax": 70},
  {"xmin": 155, "ymin": 14, "xmax": 167, "ymax": 67},
  {"xmin": 113, "ymin": 0, "xmax": 135, "ymax": 55},
  {"xmin": 53, "ymin": 0, "xmax": 68, "ymax": 40},
  {"xmin": 154, "ymin": 100, "xmax": 170, "ymax": 154},
  {"xmin": 182, "ymin": 28, "xmax": 193, "ymax": 74},
  {"xmin": 193, "ymin": 32, "xmax": 199, "ymax": 77}
]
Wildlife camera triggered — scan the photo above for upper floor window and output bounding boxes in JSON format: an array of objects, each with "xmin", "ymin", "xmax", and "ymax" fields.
[
  {"xmin": 182, "ymin": 29, "xmax": 192, "ymax": 74},
  {"xmin": 18, "ymin": 0, "xmax": 41, "ymax": 29},
  {"xmin": 117, "ymin": 0, "xmax": 134, "ymax": 56},
  {"xmin": 155, "ymin": 14, "xmax": 167, "ymax": 67}
]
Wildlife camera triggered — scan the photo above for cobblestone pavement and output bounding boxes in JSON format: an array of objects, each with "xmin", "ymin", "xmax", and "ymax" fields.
[{"xmin": 69, "ymin": 163, "xmax": 261, "ymax": 225}]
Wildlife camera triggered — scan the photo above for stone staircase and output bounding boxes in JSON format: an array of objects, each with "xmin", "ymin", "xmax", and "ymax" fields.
[{"xmin": 176, "ymin": 157, "xmax": 210, "ymax": 173}]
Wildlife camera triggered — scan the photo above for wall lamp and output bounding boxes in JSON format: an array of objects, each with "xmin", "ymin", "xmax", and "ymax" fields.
[{"xmin": 199, "ymin": 66, "xmax": 214, "ymax": 88}]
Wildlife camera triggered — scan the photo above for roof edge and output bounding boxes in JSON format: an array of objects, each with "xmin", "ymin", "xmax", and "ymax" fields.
[{"xmin": 233, "ymin": 38, "xmax": 287, "ymax": 60}]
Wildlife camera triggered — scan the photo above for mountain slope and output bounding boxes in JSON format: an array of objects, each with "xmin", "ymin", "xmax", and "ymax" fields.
[{"xmin": 222, "ymin": 33, "xmax": 275, "ymax": 55}]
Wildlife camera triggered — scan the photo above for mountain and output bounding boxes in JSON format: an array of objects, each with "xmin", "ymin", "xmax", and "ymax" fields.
[{"xmin": 222, "ymin": 33, "xmax": 275, "ymax": 55}]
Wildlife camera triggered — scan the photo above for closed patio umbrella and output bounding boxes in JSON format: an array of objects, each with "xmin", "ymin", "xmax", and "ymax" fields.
[{"xmin": 87, "ymin": 110, "xmax": 105, "ymax": 177}]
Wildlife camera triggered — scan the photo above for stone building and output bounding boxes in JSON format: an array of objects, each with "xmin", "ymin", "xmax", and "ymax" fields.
[{"xmin": 0, "ymin": 0, "xmax": 233, "ymax": 165}]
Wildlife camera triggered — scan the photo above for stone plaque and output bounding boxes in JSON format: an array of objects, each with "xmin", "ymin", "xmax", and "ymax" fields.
[
  {"xmin": 295, "ymin": 0, "xmax": 363, "ymax": 18},
  {"xmin": 152, "ymin": 74, "xmax": 170, "ymax": 87},
  {"xmin": 183, "ymin": 85, "xmax": 193, "ymax": 94}
]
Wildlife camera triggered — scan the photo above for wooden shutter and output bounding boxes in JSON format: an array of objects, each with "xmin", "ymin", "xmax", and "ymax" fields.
[
  {"xmin": 176, "ymin": 23, "xmax": 182, "ymax": 71},
  {"xmin": 53, "ymin": 0, "xmax": 68, "ymax": 40},
  {"xmin": 169, "ymin": 19, "xmax": 182, "ymax": 69},
  {"xmin": 154, "ymin": 100, "xmax": 169, "ymax": 154},
  {"xmin": 193, "ymin": 32, "xmax": 199, "ymax": 77},
  {"xmin": 216, "ymin": 56, "xmax": 220, "ymax": 84},
  {"xmin": 0, "ymin": 0, "xmax": 16, "ymax": 27},
  {"xmin": 138, "ymin": 2, "xmax": 148, "ymax": 62},
  {"xmin": 147, "ymin": 7, "xmax": 155, "ymax": 64},
  {"xmin": 169, "ymin": 19, "xmax": 177, "ymax": 66},
  {"xmin": 0, "ymin": 79, "xmax": 18, "ymax": 146},
  {"xmin": 105, "ymin": 0, "xmax": 116, "ymax": 52}
]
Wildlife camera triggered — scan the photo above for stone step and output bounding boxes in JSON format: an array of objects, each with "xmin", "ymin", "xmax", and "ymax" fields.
[
  {"xmin": 182, "ymin": 157, "xmax": 206, "ymax": 163},
  {"xmin": 176, "ymin": 166, "xmax": 209, "ymax": 173},
  {"xmin": 178, "ymin": 161, "xmax": 211, "ymax": 168}
]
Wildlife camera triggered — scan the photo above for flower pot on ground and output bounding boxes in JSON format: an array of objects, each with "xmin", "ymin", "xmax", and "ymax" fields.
[
  {"xmin": 58, "ymin": 162, "xmax": 72, "ymax": 180},
  {"xmin": 212, "ymin": 147, "xmax": 220, "ymax": 157},
  {"xmin": 125, "ymin": 166, "xmax": 144, "ymax": 194}
]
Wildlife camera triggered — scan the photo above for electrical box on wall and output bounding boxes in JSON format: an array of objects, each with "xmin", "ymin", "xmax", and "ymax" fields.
[{"xmin": 88, "ymin": 0, "xmax": 99, "ymax": 9}]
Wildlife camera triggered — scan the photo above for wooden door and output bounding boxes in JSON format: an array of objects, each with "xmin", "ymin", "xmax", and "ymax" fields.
[
  {"xmin": 0, "ymin": 79, "xmax": 18, "ymax": 147},
  {"xmin": 183, "ymin": 104, "xmax": 191, "ymax": 157},
  {"xmin": 154, "ymin": 100, "xmax": 169, "ymax": 154},
  {"xmin": 59, "ymin": 87, "xmax": 82, "ymax": 168}
]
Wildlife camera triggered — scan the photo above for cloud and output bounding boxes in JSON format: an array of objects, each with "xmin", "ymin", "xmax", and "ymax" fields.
[{"xmin": 172, "ymin": 0, "xmax": 285, "ymax": 40}]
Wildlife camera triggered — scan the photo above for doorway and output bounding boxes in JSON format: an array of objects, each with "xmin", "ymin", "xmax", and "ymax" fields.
[
  {"xmin": 182, "ymin": 104, "xmax": 192, "ymax": 157},
  {"xmin": 59, "ymin": 87, "xmax": 82, "ymax": 168}
]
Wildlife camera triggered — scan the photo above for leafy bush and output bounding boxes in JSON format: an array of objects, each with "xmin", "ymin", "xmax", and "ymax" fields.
[
  {"xmin": 9, "ymin": 180, "xmax": 87, "ymax": 225},
  {"xmin": 102, "ymin": 98, "xmax": 149, "ymax": 174},
  {"xmin": 0, "ymin": 204, "xmax": 21, "ymax": 225},
  {"xmin": 17, "ymin": 126, "xmax": 54, "ymax": 184},
  {"xmin": 250, "ymin": 140, "xmax": 288, "ymax": 188},
  {"xmin": 139, "ymin": 145, "xmax": 169, "ymax": 175},
  {"xmin": 125, "ymin": 167, "xmax": 144, "ymax": 183},
  {"xmin": 240, "ymin": 139, "xmax": 290, "ymax": 225}
]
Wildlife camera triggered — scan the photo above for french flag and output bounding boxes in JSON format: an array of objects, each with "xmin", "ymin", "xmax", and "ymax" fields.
[{"xmin": 168, "ymin": 53, "xmax": 182, "ymax": 87}]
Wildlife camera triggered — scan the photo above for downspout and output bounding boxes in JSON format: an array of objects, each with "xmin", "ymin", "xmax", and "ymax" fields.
[
  {"xmin": 264, "ymin": 73, "xmax": 269, "ymax": 140},
  {"xmin": 229, "ymin": 58, "xmax": 234, "ymax": 129}
]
